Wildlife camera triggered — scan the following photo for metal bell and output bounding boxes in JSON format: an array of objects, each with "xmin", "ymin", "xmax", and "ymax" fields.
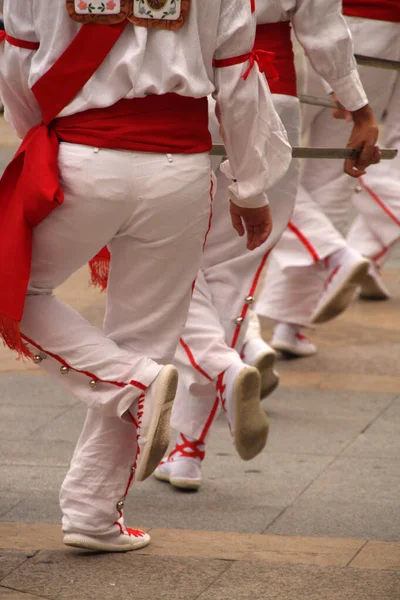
[
  {"xmin": 89, "ymin": 379, "xmax": 98, "ymax": 389},
  {"xmin": 116, "ymin": 500, "xmax": 124, "ymax": 510},
  {"xmin": 130, "ymin": 465, "xmax": 136, "ymax": 474},
  {"xmin": 33, "ymin": 355, "xmax": 43, "ymax": 364},
  {"xmin": 245, "ymin": 296, "xmax": 254, "ymax": 305},
  {"xmin": 235, "ymin": 316, "xmax": 244, "ymax": 325},
  {"xmin": 60, "ymin": 366, "xmax": 69, "ymax": 375},
  {"xmin": 355, "ymin": 185, "xmax": 362, "ymax": 193}
]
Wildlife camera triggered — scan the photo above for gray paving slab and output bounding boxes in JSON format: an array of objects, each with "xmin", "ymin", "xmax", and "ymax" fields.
[
  {"xmin": 1, "ymin": 550, "xmax": 229, "ymax": 600},
  {"xmin": 0, "ymin": 552, "xmax": 33, "ymax": 580},
  {"xmin": 32, "ymin": 403, "xmax": 86, "ymax": 444},
  {"xmin": 344, "ymin": 397, "xmax": 400, "ymax": 459},
  {"xmin": 260, "ymin": 388, "xmax": 396, "ymax": 456},
  {"xmin": 197, "ymin": 561, "xmax": 400, "ymax": 600},
  {"xmin": 0, "ymin": 404, "xmax": 71, "ymax": 441},
  {"xmin": 0, "ymin": 496, "xmax": 24, "ymax": 521},
  {"xmin": 125, "ymin": 478, "xmax": 283, "ymax": 534},
  {"xmin": 0, "ymin": 375, "xmax": 78, "ymax": 407},
  {"xmin": 0, "ymin": 440, "xmax": 75, "ymax": 468},
  {"xmin": 276, "ymin": 341, "xmax": 400, "ymax": 377},
  {"xmin": 0, "ymin": 465, "xmax": 67, "ymax": 495},
  {"xmin": 267, "ymin": 456, "xmax": 400, "ymax": 541},
  {"xmin": 1, "ymin": 493, "xmax": 63, "ymax": 524}
]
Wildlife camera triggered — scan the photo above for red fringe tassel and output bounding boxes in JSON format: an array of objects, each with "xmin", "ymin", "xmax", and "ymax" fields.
[
  {"xmin": 0, "ymin": 314, "xmax": 32, "ymax": 358},
  {"xmin": 88, "ymin": 247, "xmax": 111, "ymax": 291}
]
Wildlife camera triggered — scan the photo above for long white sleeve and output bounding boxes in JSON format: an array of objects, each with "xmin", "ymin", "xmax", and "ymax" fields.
[
  {"xmin": 290, "ymin": 0, "xmax": 367, "ymax": 111},
  {"xmin": 0, "ymin": 0, "xmax": 41, "ymax": 138},
  {"xmin": 213, "ymin": 0, "xmax": 291, "ymax": 209}
]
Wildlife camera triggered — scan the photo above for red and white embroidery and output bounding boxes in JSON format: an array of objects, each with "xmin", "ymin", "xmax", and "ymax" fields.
[
  {"xmin": 134, "ymin": 0, "xmax": 182, "ymax": 21},
  {"xmin": 74, "ymin": 0, "xmax": 122, "ymax": 15}
]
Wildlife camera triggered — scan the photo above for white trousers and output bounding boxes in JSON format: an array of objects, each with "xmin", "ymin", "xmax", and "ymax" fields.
[
  {"xmin": 22, "ymin": 143, "xmax": 212, "ymax": 534},
  {"xmin": 171, "ymin": 96, "xmax": 298, "ymax": 442},
  {"xmin": 303, "ymin": 17, "xmax": 400, "ymax": 261},
  {"xmin": 254, "ymin": 95, "xmax": 347, "ymax": 326}
]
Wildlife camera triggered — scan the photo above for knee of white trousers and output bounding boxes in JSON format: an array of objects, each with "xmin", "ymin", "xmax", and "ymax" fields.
[{"xmin": 25, "ymin": 341, "xmax": 150, "ymax": 420}]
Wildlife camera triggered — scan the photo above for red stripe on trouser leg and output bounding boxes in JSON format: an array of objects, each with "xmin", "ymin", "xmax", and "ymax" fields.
[
  {"xmin": 288, "ymin": 222, "xmax": 319, "ymax": 263},
  {"xmin": 371, "ymin": 244, "xmax": 392, "ymax": 264},
  {"xmin": 22, "ymin": 334, "xmax": 148, "ymax": 391},
  {"xmin": 179, "ymin": 338, "xmax": 213, "ymax": 381},
  {"xmin": 230, "ymin": 249, "xmax": 272, "ymax": 349},
  {"xmin": 199, "ymin": 397, "xmax": 220, "ymax": 442},
  {"xmin": 359, "ymin": 177, "xmax": 400, "ymax": 228},
  {"xmin": 202, "ymin": 174, "xmax": 214, "ymax": 251}
]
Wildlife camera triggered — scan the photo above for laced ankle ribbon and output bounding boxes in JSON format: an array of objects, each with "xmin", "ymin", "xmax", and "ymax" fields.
[{"xmin": 168, "ymin": 434, "xmax": 205, "ymax": 462}]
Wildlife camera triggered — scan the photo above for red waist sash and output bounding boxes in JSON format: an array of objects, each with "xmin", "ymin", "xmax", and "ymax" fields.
[
  {"xmin": 254, "ymin": 21, "xmax": 297, "ymax": 98},
  {"xmin": 54, "ymin": 95, "xmax": 210, "ymax": 154},
  {"xmin": 343, "ymin": 1, "xmax": 400, "ymax": 23}
]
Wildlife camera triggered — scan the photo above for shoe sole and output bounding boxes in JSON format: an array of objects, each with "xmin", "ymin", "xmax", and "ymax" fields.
[
  {"xmin": 252, "ymin": 351, "xmax": 279, "ymax": 398},
  {"xmin": 359, "ymin": 273, "xmax": 391, "ymax": 301},
  {"xmin": 154, "ymin": 469, "xmax": 201, "ymax": 490},
  {"xmin": 63, "ymin": 532, "xmax": 150, "ymax": 552},
  {"xmin": 234, "ymin": 366, "xmax": 269, "ymax": 461},
  {"xmin": 311, "ymin": 260, "xmax": 370, "ymax": 324},
  {"xmin": 271, "ymin": 340, "xmax": 317, "ymax": 358},
  {"xmin": 135, "ymin": 366, "xmax": 178, "ymax": 483}
]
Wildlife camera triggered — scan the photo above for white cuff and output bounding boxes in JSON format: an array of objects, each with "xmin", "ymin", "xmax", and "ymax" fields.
[
  {"xmin": 228, "ymin": 186, "xmax": 269, "ymax": 209},
  {"xmin": 331, "ymin": 69, "xmax": 368, "ymax": 113}
]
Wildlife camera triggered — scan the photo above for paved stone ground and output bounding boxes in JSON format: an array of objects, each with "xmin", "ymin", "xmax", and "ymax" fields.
[{"xmin": 1, "ymin": 117, "xmax": 400, "ymax": 598}]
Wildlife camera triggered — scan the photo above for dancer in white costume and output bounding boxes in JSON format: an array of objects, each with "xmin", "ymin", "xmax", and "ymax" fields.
[
  {"xmin": 0, "ymin": 0, "xmax": 287, "ymax": 551},
  {"xmin": 154, "ymin": 0, "xmax": 378, "ymax": 490},
  {"xmin": 251, "ymin": 2, "xmax": 386, "ymax": 358},
  {"xmin": 302, "ymin": 1, "xmax": 400, "ymax": 303}
]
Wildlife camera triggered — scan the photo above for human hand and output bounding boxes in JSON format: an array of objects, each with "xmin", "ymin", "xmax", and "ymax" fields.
[
  {"xmin": 344, "ymin": 104, "xmax": 380, "ymax": 178},
  {"xmin": 331, "ymin": 93, "xmax": 352, "ymax": 122},
  {"xmin": 230, "ymin": 201, "xmax": 273, "ymax": 251}
]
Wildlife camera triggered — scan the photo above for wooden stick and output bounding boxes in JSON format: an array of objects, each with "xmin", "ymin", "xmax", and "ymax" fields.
[
  {"xmin": 210, "ymin": 145, "xmax": 398, "ymax": 160},
  {"xmin": 355, "ymin": 54, "xmax": 400, "ymax": 71}
]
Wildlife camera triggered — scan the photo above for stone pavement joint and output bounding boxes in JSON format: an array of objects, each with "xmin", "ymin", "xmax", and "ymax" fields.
[{"xmin": 1, "ymin": 523, "xmax": 400, "ymax": 571}]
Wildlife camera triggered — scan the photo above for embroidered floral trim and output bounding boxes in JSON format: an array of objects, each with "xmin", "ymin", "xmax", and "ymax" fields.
[
  {"xmin": 133, "ymin": 0, "xmax": 181, "ymax": 20},
  {"xmin": 74, "ymin": 0, "xmax": 121, "ymax": 13}
]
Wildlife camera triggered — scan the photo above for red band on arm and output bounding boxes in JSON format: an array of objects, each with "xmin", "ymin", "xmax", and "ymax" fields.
[
  {"xmin": 0, "ymin": 31, "xmax": 5, "ymax": 43},
  {"xmin": 213, "ymin": 50, "xmax": 279, "ymax": 83},
  {"xmin": 250, "ymin": 0, "xmax": 255, "ymax": 13},
  {"xmin": 213, "ymin": 52, "xmax": 251, "ymax": 69},
  {"xmin": 4, "ymin": 34, "xmax": 39, "ymax": 50}
]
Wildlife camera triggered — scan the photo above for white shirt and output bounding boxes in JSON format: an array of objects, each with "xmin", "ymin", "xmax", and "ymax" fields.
[
  {"xmin": 0, "ymin": 0, "xmax": 291, "ymax": 209},
  {"xmin": 257, "ymin": 0, "xmax": 368, "ymax": 111}
]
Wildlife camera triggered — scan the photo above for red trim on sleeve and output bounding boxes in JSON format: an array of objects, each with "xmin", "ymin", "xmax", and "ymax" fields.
[
  {"xmin": 213, "ymin": 50, "xmax": 278, "ymax": 82},
  {"xmin": 0, "ymin": 31, "xmax": 5, "ymax": 43},
  {"xmin": 3, "ymin": 34, "xmax": 40, "ymax": 50},
  {"xmin": 213, "ymin": 52, "xmax": 251, "ymax": 70},
  {"xmin": 250, "ymin": 0, "xmax": 255, "ymax": 13}
]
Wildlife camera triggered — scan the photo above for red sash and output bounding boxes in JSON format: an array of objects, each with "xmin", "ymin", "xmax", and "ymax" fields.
[
  {"xmin": 343, "ymin": 1, "xmax": 400, "ymax": 23},
  {"xmin": 0, "ymin": 22, "xmax": 211, "ymax": 356},
  {"xmin": 0, "ymin": 22, "xmax": 128, "ymax": 356},
  {"xmin": 254, "ymin": 21, "xmax": 297, "ymax": 98}
]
